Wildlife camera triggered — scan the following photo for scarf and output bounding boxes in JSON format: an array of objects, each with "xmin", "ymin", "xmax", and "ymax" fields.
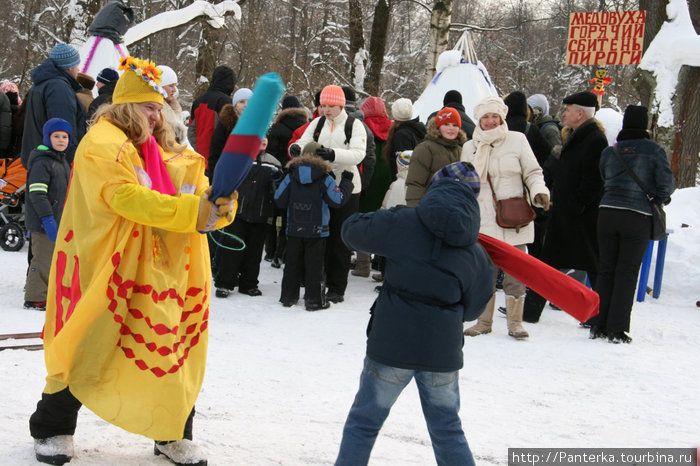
[
  {"xmin": 364, "ymin": 116, "xmax": 393, "ymax": 141},
  {"xmin": 470, "ymin": 123, "xmax": 509, "ymax": 179},
  {"xmin": 140, "ymin": 135, "xmax": 176, "ymax": 195}
]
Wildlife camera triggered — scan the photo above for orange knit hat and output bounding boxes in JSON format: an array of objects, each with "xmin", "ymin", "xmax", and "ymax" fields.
[
  {"xmin": 435, "ymin": 107, "xmax": 461, "ymax": 128},
  {"xmin": 319, "ymin": 85, "xmax": 346, "ymax": 107}
]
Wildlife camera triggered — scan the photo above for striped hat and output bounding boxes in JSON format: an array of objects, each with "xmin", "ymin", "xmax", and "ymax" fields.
[
  {"xmin": 431, "ymin": 161, "xmax": 480, "ymax": 197},
  {"xmin": 49, "ymin": 43, "xmax": 80, "ymax": 70},
  {"xmin": 396, "ymin": 150, "xmax": 412, "ymax": 168},
  {"xmin": 319, "ymin": 85, "xmax": 345, "ymax": 107}
]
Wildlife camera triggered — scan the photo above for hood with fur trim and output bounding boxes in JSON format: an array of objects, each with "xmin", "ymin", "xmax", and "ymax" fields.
[
  {"xmin": 425, "ymin": 117, "xmax": 467, "ymax": 147},
  {"xmin": 218, "ymin": 103, "xmax": 239, "ymax": 133},
  {"xmin": 285, "ymin": 154, "xmax": 333, "ymax": 181}
]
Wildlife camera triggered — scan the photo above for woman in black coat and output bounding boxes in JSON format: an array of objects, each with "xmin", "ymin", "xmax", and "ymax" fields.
[
  {"xmin": 385, "ymin": 98, "xmax": 426, "ymax": 180},
  {"xmin": 589, "ymin": 106, "xmax": 674, "ymax": 344}
]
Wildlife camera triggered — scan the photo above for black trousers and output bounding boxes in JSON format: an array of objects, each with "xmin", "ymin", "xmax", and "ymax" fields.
[
  {"xmin": 591, "ymin": 208, "xmax": 651, "ymax": 333},
  {"xmin": 281, "ymin": 236, "xmax": 326, "ymax": 306},
  {"xmin": 325, "ymin": 194, "xmax": 359, "ymax": 296},
  {"xmin": 29, "ymin": 387, "xmax": 195, "ymax": 441},
  {"xmin": 215, "ymin": 219, "xmax": 269, "ymax": 292},
  {"xmin": 265, "ymin": 208, "xmax": 287, "ymax": 260}
]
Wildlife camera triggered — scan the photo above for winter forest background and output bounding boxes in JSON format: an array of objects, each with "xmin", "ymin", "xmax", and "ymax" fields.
[{"xmin": 1, "ymin": 0, "xmax": 698, "ymax": 186}]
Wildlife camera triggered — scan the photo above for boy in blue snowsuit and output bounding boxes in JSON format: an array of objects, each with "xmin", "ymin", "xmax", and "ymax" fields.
[
  {"xmin": 335, "ymin": 162, "xmax": 494, "ymax": 465},
  {"xmin": 274, "ymin": 142, "xmax": 353, "ymax": 311}
]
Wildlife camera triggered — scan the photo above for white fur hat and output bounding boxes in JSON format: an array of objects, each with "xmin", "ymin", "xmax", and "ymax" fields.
[
  {"xmin": 473, "ymin": 96, "xmax": 508, "ymax": 122},
  {"xmin": 391, "ymin": 98, "xmax": 413, "ymax": 122},
  {"xmin": 159, "ymin": 65, "xmax": 178, "ymax": 87}
]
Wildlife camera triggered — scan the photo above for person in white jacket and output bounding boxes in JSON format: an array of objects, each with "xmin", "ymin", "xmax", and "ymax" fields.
[
  {"xmin": 289, "ymin": 85, "xmax": 367, "ymax": 303},
  {"xmin": 461, "ymin": 95, "xmax": 549, "ymax": 340}
]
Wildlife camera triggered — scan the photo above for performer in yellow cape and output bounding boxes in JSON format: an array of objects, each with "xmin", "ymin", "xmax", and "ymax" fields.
[{"xmin": 29, "ymin": 56, "xmax": 236, "ymax": 466}]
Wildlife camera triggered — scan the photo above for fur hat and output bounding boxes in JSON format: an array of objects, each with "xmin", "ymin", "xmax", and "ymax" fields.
[
  {"xmin": 320, "ymin": 85, "xmax": 345, "ymax": 107},
  {"xmin": 96, "ymin": 68, "xmax": 119, "ymax": 85},
  {"xmin": 76, "ymin": 72, "xmax": 95, "ymax": 91},
  {"xmin": 396, "ymin": 150, "xmax": 412, "ymax": 169},
  {"xmin": 473, "ymin": 96, "xmax": 508, "ymax": 122},
  {"xmin": 435, "ymin": 107, "xmax": 461, "ymax": 128},
  {"xmin": 391, "ymin": 98, "xmax": 413, "ymax": 122},
  {"xmin": 430, "ymin": 161, "xmax": 480, "ymax": 197},
  {"xmin": 42, "ymin": 117, "xmax": 72, "ymax": 149},
  {"xmin": 282, "ymin": 96, "xmax": 302, "ymax": 109},
  {"xmin": 342, "ymin": 86, "xmax": 357, "ymax": 105},
  {"xmin": 563, "ymin": 91, "xmax": 599, "ymax": 111},
  {"xmin": 443, "ymin": 90, "xmax": 463, "ymax": 106},
  {"xmin": 159, "ymin": 65, "xmax": 178, "ymax": 87},
  {"xmin": 622, "ymin": 105, "xmax": 648, "ymax": 130},
  {"xmin": 302, "ymin": 141, "xmax": 322, "ymax": 157},
  {"xmin": 527, "ymin": 94, "xmax": 549, "ymax": 116},
  {"xmin": 49, "ymin": 43, "xmax": 80, "ymax": 70},
  {"xmin": 113, "ymin": 56, "xmax": 167, "ymax": 105},
  {"xmin": 232, "ymin": 88, "xmax": 253, "ymax": 107}
]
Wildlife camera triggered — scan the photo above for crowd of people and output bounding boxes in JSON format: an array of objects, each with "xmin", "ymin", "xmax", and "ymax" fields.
[{"xmin": 1, "ymin": 41, "xmax": 675, "ymax": 466}]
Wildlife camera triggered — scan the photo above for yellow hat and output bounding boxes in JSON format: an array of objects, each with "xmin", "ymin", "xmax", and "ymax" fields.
[{"xmin": 113, "ymin": 56, "xmax": 167, "ymax": 105}]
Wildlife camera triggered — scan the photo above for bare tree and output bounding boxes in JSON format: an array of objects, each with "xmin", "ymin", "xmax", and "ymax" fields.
[
  {"xmin": 425, "ymin": 0, "xmax": 452, "ymax": 86},
  {"xmin": 363, "ymin": 0, "xmax": 391, "ymax": 96}
]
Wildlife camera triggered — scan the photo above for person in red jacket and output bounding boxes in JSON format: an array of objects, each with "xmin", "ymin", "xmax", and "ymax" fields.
[{"xmin": 187, "ymin": 65, "xmax": 236, "ymax": 169}]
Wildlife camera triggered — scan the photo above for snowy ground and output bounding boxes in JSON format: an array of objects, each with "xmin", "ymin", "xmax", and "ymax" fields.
[{"xmin": 1, "ymin": 188, "xmax": 699, "ymax": 465}]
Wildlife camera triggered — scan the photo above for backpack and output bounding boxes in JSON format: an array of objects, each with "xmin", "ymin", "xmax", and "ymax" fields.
[{"xmin": 311, "ymin": 115, "xmax": 355, "ymax": 145}]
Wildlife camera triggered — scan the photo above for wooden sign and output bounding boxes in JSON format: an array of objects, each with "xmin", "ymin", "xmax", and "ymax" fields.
[{"xmin": 566, "ymin": 10, "xmax": 646, "ymax": 65}]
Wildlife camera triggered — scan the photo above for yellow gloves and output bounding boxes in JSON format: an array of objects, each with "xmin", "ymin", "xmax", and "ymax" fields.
[{"xmin": 196, "ymin": 188, "xmax": 238, "ymax": 232}]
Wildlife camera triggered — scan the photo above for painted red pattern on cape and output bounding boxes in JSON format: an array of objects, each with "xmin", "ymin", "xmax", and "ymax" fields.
[
  {"xmin": 53, "ymin": 247, "xmax": 82, "ymax": 337},
  {"xmin": 106, "ymin": 252, "xmax": 209, "ymax": 377}
]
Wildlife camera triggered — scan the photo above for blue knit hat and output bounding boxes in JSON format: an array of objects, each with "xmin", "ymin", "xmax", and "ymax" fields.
[
  {"xmin": 431, "ymin": 161, "xmax": 480, "ymax": 197},
  {"xmin": 42, "ymin": 118, "xmax": 72, "ymax": 149},
  {"xmin": 97, "ymin": 67, "xmax": 119, "ymax": 84},
  {"xmin": 49, "ymin": 43, "xmax": 80, "ymax": 70},
  {"xmin": 232, "ymin": 88, "xmax": 253, "ymax": 107}
]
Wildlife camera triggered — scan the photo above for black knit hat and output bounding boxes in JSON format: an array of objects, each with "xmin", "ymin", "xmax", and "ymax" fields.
[
  {"xmin": 562, "ymin": 91, "xmax": 599, "ymax": 110},
  {"xmin": 341, "ymin": 86, "xmax": 356, "ymax": 104},
  {"xmin": 622, "ymin": 105, "xmax": 648, "ymax": 130},
  {"xmin": 314, "ymin": 90, "xmax": 322, "ymax": 107},
  {"xmin": 443, "ymin": 90, "xmax": 462, "ymax": 106}
]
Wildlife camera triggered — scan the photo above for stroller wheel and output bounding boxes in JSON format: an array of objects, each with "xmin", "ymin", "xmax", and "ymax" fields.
[{"xmin": 0, "ymin": 221, "xmax": 25, "ymax": 251}]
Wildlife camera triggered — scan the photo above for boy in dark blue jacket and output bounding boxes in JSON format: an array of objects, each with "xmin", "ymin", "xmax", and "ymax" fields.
[
  {"xmin": 23, "ymin": 118, "xmax": 73, "ymax": 310},
  {"xmin": 335, "ymin": 162, "xmax": 493, "ymax": 466},
  {"xmin": 274, "ymin": 142, "xmax": 353, "ymax": 311}
]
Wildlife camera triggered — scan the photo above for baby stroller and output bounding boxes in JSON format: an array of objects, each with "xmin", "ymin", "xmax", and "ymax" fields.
[{"xmin": 0, "ymin": 156, "xmax": 26, "ymax": 251}]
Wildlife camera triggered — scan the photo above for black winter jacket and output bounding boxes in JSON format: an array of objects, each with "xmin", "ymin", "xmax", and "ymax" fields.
[
  {"xmin": 87, "ymin": 80, "xmax": 117, "ymax": 121},
  {"xmin": 267, "ymin": 107, "xmax": 308, "ymax": 165},
  {"xmin": 24, "ymin": 145, "xmax": 71, "ymax": 232},
  {"xmin": 387, "ymin": 118, "xmax": 426, "ymax": 179},
  {"xmin": 21, "ymin": 59, "xmax": 87, "ymax": 165},
  {"xmin": 235, "ymin": 152, "xmax": 282, "ymax": 224},
  {"xmin": 342, "ymin": 178, "xmax": 494, "ymax": 372}
]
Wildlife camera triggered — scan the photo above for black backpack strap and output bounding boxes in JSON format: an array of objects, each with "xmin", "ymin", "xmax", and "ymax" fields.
[
  {"xmin": 344, "ymin": 115, "xmax": 355, "ymax": 145},
  {"xmin": 312, "ymin": 116, "xmax": 326, "ymax": 142}
]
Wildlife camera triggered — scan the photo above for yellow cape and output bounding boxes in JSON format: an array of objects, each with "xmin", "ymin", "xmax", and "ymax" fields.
[{"xmin": 42, "ymin": 118, "xmax": 227, "ymax": 440}]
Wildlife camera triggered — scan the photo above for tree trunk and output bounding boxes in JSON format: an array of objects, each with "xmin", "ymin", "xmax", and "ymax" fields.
[
  {"xmin": 425, "ymin": 0, "xmax": 452, "ymax": 87},
  {"xmin": 363, "ymin": 0, "xmax": 391, "ymax": 96},
  {"xmin": 348, "ymin": 0, "xmax": 365, "ymax": 85},
  {"xmin": 194, "ymin": 24, "xmax": 226, "ymax": 98}
]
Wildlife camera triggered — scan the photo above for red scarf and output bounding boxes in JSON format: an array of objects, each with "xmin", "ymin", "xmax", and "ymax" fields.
[{"xmin": 140, "ymin": 135, "xmax": 176, "ymax": 195}]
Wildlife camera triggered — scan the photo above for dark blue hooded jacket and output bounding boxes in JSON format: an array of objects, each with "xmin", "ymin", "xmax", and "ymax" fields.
[
  {"xmin": 21, "ymin": 59, "xmax": 86, "ymax": 166},
  {"xmin": 342, "ymin": 178, "xmax": 494, "ymax": 372}
]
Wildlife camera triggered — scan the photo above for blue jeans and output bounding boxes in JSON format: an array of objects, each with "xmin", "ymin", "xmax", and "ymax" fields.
[{"xmin": 335, "ymin": 357, "xmax": 474, "ymax": 466}]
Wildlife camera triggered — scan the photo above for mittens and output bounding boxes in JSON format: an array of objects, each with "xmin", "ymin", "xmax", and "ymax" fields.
[
  {"xmin": 315, "ymin": 147, "xmax": 335, "ymax": 162},
  {"xmin": 41, "ymin": 215, "xmax": 58, "ymax": 242}
]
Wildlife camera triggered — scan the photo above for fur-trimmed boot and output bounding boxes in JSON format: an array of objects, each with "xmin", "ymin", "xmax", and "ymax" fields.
[
  {"xmin": 351, "ymin": 252, "xmax": 371, "ymax": 277},
  {"xmin": 465, "ymin": 295, "xmax": 495, "ymax": 336},
  {"xmin": 154, "ymin": 439, "xmax": 207, "ymax": 466},
  {"xmin": 34, "ymin": 435, "xmax": 74, "ymax": 465},
  {"xmin": 506, "ymin": 295, "xmax": 529, "ymax": 340}
]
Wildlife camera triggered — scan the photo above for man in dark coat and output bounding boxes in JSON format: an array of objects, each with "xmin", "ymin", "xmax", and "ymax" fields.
[
  {"xmin": 21, "ymin": 43, "xmax": 87, "ymax": 165},
  {"xmin": 187, "ymin": 65, "xmax": 236, "ymax": 167},
  {"xmin": 524, "ymin": 91, "xmax": 607, "ymax": 323},
  {"xmin": 86, "ymin": 68, "xmax": 119, "ymax": 121},
  {"xmin": 266, "ymin": 96, "xmax": 308, "ymax": 165},
  {"xmin": 335, "ymin": 165, "xmax": 493, "ymax": 466}
]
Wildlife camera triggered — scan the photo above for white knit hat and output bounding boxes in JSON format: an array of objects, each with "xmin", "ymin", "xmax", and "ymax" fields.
[
  {"xmin": 391, "ymin": 98, "xmax": 413, "ymax": 121},
  {"xmin": 159, "ymin": 65, "xmax": 178, "ymax": 87},
  {"xmin": 473, "ymin": 96, "xmax": 508, "ymax": 122},
  {"xmin": 527, "ymin": 94, "xmax": 549, "ymax": 116}
]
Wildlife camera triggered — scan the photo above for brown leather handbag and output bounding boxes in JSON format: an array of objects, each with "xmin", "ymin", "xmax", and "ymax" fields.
[{"xmin": 488, "ymin": 174, "xmax": 535, "ymax": 233}]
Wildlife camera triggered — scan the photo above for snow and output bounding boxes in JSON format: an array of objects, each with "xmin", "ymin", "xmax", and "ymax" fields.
[
  {"xmin": 639, "ymin": 0, "xmax": 700, "ymax": 127},
  {"xmin": 1, "ymin": 187, "xmax": 699, "ymax": 464},
  {"xmin": 595, "ymin": 108, "xmax": 623, "ymax": 146}
]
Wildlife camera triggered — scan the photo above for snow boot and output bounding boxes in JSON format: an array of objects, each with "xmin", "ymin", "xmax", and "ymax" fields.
[
  {"xmin": 34, "ymin": 435, "xmax": 74, "ymax": 465},
  {"xmin": 465, "ymin": 295, "xmax": 495, "ymax": 336},
  {"xmin": 351, "ymin": 252, "xmax": 371, "ymax": 277},
  {"xmin": 506, "ymin": 295, "xmax": 529, "ymax": 340},
  {"xmin": 154, "ymin": 439, "xmax": 207, "ymax": 466}
]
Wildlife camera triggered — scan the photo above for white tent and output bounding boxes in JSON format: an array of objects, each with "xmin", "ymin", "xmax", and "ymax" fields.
[{"xmin": 412, "ymin": 32, "xmax": 498, "ymax": 124}]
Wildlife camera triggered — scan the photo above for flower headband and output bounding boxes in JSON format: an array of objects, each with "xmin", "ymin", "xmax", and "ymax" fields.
[{"xmin": 118, "ymin": 56, "xmax": 168, "ymax": 99}]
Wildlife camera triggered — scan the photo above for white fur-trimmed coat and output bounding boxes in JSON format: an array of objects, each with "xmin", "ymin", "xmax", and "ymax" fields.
[{"xmin": 461, "ymin": 131, "xmax": 549, "ymax": 246}]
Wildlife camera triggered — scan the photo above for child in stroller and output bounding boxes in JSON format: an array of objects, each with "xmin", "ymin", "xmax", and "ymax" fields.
[{"xmin": 0, "ymin": 155, "xmax": 26, "ymax": 251}]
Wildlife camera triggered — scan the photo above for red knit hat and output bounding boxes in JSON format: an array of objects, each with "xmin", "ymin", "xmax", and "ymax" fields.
[
  {"xmin": 319, "ymin": 85, "xmax": 346, "ymax": 107},
  {"xmin": 435, "ymin": 107, "xmax": 461, "ymax": 128}
]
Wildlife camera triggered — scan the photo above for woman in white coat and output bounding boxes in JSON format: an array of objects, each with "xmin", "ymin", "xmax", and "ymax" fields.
[{"xmin": 462, "ymin": 96, "xmax": 549, "ymax": 339}]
